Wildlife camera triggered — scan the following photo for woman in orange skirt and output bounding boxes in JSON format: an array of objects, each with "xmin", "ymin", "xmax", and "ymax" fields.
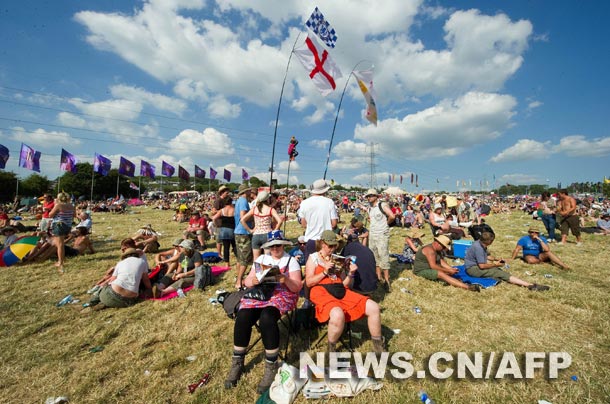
[{"xmin": 305, "ymin": 230, "xmax": 384, "ymax": 353}]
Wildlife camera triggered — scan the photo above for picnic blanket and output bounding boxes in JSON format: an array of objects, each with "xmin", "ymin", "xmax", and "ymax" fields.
[
  {"xmin": 211, "ymin": 265, "xmax": 231, "ymax": 276},
  {"xmin": 142, "ymin": 285, "xmax": 195, "ymax": 300},
  {"xmin": 452, "ymin": 265, "xmax": 499, "ymax": 289}
]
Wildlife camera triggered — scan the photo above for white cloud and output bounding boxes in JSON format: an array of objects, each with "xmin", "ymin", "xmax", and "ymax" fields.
[
  {"xmin": 499, "ymin": 173, "xmax": 541, "ymax": 185},
  {"xmin": 57, "ymin": 112, "xmax": 87, "ymax": 127},
  {"xmin": 355, "ymin": 92, "xmax": 517, "ymax": 159},
  {"xmin": 552, "ymin": 135, "xmax": 610, "ymax": 157},
  {"xmin": 309, "ymin": 139, "xmax": 329, "ymax": 149},
  {"xmin": 527, "ymin": 100, "xmax": 542, "ymax": 110},
  {"xmin": 278, "ymin": 160, "xmax": 299, "ymax": 170},
  {"xmin": 489, "ymin": 139, "xmax": 550, "ymax": 163},
  {"xmin": 207, "ymin": 95, "xmax": 241, "ymax": 118},
  {"xmin": 68, "ymin": 98, "xmax": 142, "ymax": 120},
  {"xmin": 110, "ymin": 84, "xmax": 188, "ymax": 115},
  {"xmin": 168, "ymin": 128, "xmax": 235, "ymax": 158},
  {"xmin": 10, "ymin": 126, "xmax": 82, "ymax": 147}
]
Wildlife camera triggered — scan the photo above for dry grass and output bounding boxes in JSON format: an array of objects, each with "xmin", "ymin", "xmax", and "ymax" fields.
[{"xmin": 1, "ymin": 207, "xmax": 609, "ymax": 403}]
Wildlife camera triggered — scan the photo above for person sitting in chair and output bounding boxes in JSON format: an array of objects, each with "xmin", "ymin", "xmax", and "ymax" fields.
[
  {"xmin": 305, "ymin": 230, "xmax": 385, "ymax": 355},
  {"xmin": 224, "ymin": 230, "xmax": 302, "ymax": 393}
]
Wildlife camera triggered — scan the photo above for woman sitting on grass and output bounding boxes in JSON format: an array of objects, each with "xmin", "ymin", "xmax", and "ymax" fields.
[{"xmin": 132, "ymin": 224, "xmax": 160, "ymax": 253}]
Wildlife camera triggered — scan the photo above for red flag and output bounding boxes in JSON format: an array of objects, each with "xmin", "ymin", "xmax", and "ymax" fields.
[{"xmin": 294, "ymin": 34, "xmax": 342, "ymax": 96}]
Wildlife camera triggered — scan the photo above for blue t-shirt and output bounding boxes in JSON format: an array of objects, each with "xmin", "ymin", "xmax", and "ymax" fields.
[
  {"xmin": 233, "ymin": 196, "xmax": 251, "ymax": 235},
  {"xmin": 517, "ymin": 235, "xmax": 548, "ymax": 257},
  {"xmin": 464, "ymin": 240, "xmax": 488, "ymax": 270}
]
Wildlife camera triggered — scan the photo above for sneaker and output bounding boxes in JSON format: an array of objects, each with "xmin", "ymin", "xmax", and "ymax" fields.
[
  {"xmin": 468, "ymin": 284, "xmax": 481, "ymax": 292},
  {"xmin": 528, "ymin": 284, "xmax": 551, "ymax": 292}
]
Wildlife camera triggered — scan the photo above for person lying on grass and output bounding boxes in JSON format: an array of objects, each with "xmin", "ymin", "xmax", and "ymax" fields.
[
  {"xmin": 510, "ymin": 226, "xmax": 570, "ymax": 270},
  {"xmin": 465, "ymin": 232, "xmax": 550, "ymax": 291},
  {"xmin": 24, "ymin": 227, "xmax": 95, "ymax": 263}
]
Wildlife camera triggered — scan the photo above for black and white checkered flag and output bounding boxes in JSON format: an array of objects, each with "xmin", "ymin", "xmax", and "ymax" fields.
[{"xmin": 305, "ymin": 7, "xmax": 338, "ymax": 48}]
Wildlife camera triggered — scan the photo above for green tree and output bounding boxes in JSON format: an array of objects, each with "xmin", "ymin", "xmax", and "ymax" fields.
[
  {"xmin": 0, "ymin": 171, "xmax": 18, "ymax": 201},
  {"xmin": 20, "ymin": 174, "xmax": 52, "ymax": 197}
]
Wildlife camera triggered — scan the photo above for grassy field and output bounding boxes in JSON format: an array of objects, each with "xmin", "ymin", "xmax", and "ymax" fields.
[{"xmin": 1, "ymin": 207, "xmax": 609, "ymax": 404}]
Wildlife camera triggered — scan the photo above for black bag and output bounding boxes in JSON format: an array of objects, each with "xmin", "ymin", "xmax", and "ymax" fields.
[
  {"xmin": 380, "ymin": 202, "xmax": 397, "ymax": 227},
  {"xmin": 242, "ymin": 283, "xmax": 276, "ymax": 301},
  {"xmin": 468, "ymin": 223, "xmax": 494, "ymax": 240},
  {"xmin": 219, "ymin": 289, "xmax": 247, "ymax": 319},
  {"xmin": 320, "ymin": 283, "xmax": 346, "ymax": 299},
  {"xmin": 194, "ymin": 264, "xmax": 214, "ymax": 290}
]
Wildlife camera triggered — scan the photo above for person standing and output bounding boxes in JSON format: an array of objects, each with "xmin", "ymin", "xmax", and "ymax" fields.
[
  {"xmin": 48, "ymin": 192, "xmax": 75, "ymax": 272},
  {"xmin": 365, "ymin": 189, "xmax": 395, "ymax": 292},
  {"xmin": 539, "ymin": 192, "xmax": 557, "ymax": 242},
  {"xmin": 297, "ymin": 179, "xmax": 338, "ymax": 263},
  {"xmin": 556, "ymin": 189, "xmax": 582, "ymax": 245},
  {"xmin": 233, "ymin": 184, "xmax": 254, "ymax": 289},
  {"xmin": 39, "ymin": 194, "xmax": 55, "ymax": 233}
]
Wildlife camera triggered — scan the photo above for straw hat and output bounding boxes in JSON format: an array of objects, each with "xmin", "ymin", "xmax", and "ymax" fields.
[
  {"xmin": 407, "ymin": 228, "xmax": 426, "ymax": 239},
  {"xmin": 365, "ymin": 188, "xmax": 378, "ymax": 197},
  {"xmin": 434, "ymin": 235, "xmax": 452, "ymax": 249},
  {"xmin": 237, "ymin": 184, "xmax": 252, "ymax": 195}
]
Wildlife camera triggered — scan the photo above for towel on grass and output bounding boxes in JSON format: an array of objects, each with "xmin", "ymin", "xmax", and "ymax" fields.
[{"xmin": 452, "ymin": 265, "xmax": 499, "ymax": 289}]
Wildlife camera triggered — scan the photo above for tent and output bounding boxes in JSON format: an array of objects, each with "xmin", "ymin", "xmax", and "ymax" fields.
[{"xmin": 382, "ymin": 187, "xmax": 405, "ymax": 195}]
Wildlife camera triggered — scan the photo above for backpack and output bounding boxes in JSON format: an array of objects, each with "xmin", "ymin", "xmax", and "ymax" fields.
[
  {"xmin": 468, "ymin": 223, "xmax": 494, "ymax": 240},
  {"xmin": 201, "ymin": 252, "xmax": 222, "ymax": 263},
  {"xmin": 219, "ymin": 289, "xmax": 248, "ymax": 319},
  {"xmin": 193, "ymin": 264, "xmax": 214, "ymax": 290},
  {"xmin": 379, "ymin": 202, "xmax": 397, "ymax": 227}
]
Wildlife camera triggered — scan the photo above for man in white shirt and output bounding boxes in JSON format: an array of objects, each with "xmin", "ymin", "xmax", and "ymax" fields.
[
  {"xmin": 365, "ymin": 189, "xmax": 395, "ymax": 292},
  {"xmin": 297, "ymin": 179, "xmax": 338, "ymax": 262}
]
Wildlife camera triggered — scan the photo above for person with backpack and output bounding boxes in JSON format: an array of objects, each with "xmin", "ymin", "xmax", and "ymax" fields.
[
  {"xmin": 365, "ymin": 189, "xmax": 395, "ymax": 292},
  {"xmin": 152, "ymin": 240, "xmax": 202, "ymax": 298}
]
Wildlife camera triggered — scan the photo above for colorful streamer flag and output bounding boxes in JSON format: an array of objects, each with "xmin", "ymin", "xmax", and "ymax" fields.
[
  {"xmin": 129, "ymin": 181, "xmax": 139, "ymax": 190},
  {"xmin": 411, "ymin": 173, "xmax": 414, "ymax": 184},
  {"xmin": 0, "ymin": 144, "xmax": 10, "ymax": 169},
  {"xmin": 416, "ymin": 175, "xmax": 419, "ymax": 187},
  {"xmin": 210, "ymin": 167, "xmax": 217, "ymax": 180},
  {"xmin": 18, "ymin": 143, "xmax": 41, "ymax": 172},
  {"xmin": 400, "ymin": 175, "xmax": 403, "ymax": 184},
  {"xmin": 59, "ymin": 148, "xmax": 78, "ymax": 173},
  {"xmin": 353, "ymin": 70, "xmax": 378, "ymax": 126},
  {"xmin": 118, "ymin": 156, "xmax": 135, "ymax": 177},
  {"xmin": 140, "ymin": 160, "xmax": 156, "ymax": 179},
  {"xmin": 178, "ymin": 165, "xmax": 190, "ymax": 182},
  {"xmin": 162, "ymin": 161, "xmax": 175, "ymax": 177},
  {"xmin": 195, "ymin": 165, "xmax": 206, "ymax": 179},
  {"xmin": 388, "ymin": 174, "xmax": 391, "ymax": 184},
  {"xmin": 294, "ymin": 34, "xmax": 342, "ymax": 96},
  {"xmin": 224, "ymin": 169, "xmax": 231, "ymax": 182},
  {"xmin": 456, "ymin": 180, "xmax": 460, "ymax": 188},
  {"xmin": 305, "ymin": 7, "xmax": 338, "ymax": 48},
  {"xmin": 93, "ymin": 153, "xmax": 111, "ymax": 176},
  {"xmin": 436, "ymin": 178, "xmax": 440, "ymax": 184},
  {"xmin": 242, "ymin": 168, "xmax": 249, "ymax": 181}
]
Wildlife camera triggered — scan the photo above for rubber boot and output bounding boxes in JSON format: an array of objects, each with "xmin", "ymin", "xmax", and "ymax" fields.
[
  {"xmin": 224, "ymin": 355, "xmax": 245, "ymax": 389},
  {"xmin": 257, "ymin": 360, "xmax": 280, "ymax": 394}
]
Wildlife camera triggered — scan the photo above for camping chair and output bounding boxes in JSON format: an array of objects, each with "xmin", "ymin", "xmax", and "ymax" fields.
[{"xmin": 244, "ymin": 309, "xmax": 297, "ymax": 360}]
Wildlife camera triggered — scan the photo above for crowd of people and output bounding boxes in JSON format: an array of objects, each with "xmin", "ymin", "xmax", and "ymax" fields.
[{"xmin": 2, "ymin": 183, "xmax": 609, "ymax": 394}]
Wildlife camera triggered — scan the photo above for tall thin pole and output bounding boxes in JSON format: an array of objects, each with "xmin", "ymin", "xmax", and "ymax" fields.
[
  {"xmin": 116, "ymin": 175, "xmax": 120, "ymax": 197},
  {"xmin": 138, "ymin": 177, "xmax": 141, "ymax": 198},
  {"xmin": 282, "ymin": 159, "xmax": 292, "ymax": 234},
  {"xmin": 269, "ymin": 33, "xmax": 301, "ymax": 191},
  {"xmin": 90, "ymin": 170, "xmax": 94, "ymax": 201}
]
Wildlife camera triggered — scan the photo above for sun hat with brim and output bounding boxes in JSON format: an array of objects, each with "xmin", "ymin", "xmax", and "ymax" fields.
[
  {"xmin": 172, "ymin": 238, "xmax": 183, "ymax": 246},
  {"xmin": 319, "ymin": 230, "xmax": 346, "ymax": 250},
  {"xmin": 120, "ymin": 248, "xmax": 140, "ymax": 260},
  {"xmin": 434, "ymin": 203, "xmax": 442, "ymax": 210},
  {"xmin": 179, "ymin": 239, "xmax": 195, "ymax": 250},
  {"xmin": 434, "ymin": 235, "xmax": 452, "ymax": 249},
  {"xmin": 218, "ymin": 185, "xmax": 229, "ymax": 194},
  {"xmin": 261, "ymin": 230, "xmax": 293, "ymax": 249},
  {"xmin": 311, "ymin": 179, "xmax": 331, "ymax": 194},
  {"xmin": 238, "ymin": 184, "xmax": 252, "ymax": 195},
  {"xmin": 256, "ymin": 191, "xmax": 270, "ymax": 203},
  {"xmin": 365, "ymin": 188, "xmax": 378, "ymax": 197},
  {"xmin": 407, "ymin": 229, "xmax": 426, "ymax": 239},
  {"xmin": 528, "ymin": 226, "xmax": 542, "ymax": 233}
]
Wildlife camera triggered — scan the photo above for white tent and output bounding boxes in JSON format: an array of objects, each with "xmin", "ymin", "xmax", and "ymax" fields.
[{"xmin": 382, "ymin": 187, "xmax": 406, "ymax": 195}]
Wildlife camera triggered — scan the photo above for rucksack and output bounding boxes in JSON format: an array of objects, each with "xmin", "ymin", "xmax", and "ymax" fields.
[
  {"xmin": 219, "ymin": 289, "xmax": 248, "ymax": 319},
  {"xmin": 379, "ymin": 202, "xmax": 397, "ymax": 227},
  {"xmin": 194, "ymin": 264, "xmax": 214, "ymax": 290},
  {"xmin": 468, "ymin": 223, "xmax": 494, "ymax": 240}
]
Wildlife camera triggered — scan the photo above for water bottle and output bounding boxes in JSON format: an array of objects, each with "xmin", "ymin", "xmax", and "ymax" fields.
[
  {"xmin": 177, "ymin": 288, "xmax": 186, "ymax": 298},
  {"xmin": 418, "ymin": 390, "xmax": 436, "ymax": 404},
  {"xmin": 56, "ymin": 294, "xmax": 73, "ymax": 307},
  {"xmin": 414, "ymin": 306, "xmax": 422, "ymax": 314}
]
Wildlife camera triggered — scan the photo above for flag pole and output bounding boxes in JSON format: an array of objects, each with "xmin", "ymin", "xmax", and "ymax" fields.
[
  {"xmin": 90, "ymin": 170, "xmax": 94, "ymax": 201},
  {"xmin": 269, "ymin": 33, "xmax": 301, "ymax": 191},
  {"xmin": 116, "ymin": 175, "xmax": 120, "ymax": 197},
  {"xmin": 138, "ymin": 176, "xmax": 141, "ymax": 198},
  {"xmin": 282, "ymin": 159, "xmax": 293, "ymax": 234},
  {"xmin": 323, "ymin": 60, "xmax": 373, "ymax": 180}
]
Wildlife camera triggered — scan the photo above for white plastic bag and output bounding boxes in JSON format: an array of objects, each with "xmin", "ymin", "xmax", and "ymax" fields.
[{"xmin": 269, "ymin": 363, "xmax": 307, "ymax": 404}]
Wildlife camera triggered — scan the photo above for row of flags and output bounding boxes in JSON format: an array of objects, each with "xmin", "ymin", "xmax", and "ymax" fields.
[
  {"xmin": 296, "ymin": 7, "xmax": 378, "ymax": 125},
  {"xmin": 387, "ymin": 173, "xmax": 419, "ymax": 186},
  {"xmin": 0, "ymin": 143, "xmax": 250, "ymax": 183}
]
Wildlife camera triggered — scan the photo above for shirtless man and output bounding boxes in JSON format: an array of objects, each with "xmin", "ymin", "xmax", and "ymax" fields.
[{"xmin": 556, "ymin": 189, "xmax": 582, "ymax": 245}]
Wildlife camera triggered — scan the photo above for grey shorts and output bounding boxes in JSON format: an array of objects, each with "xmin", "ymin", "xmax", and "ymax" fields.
[{"xmin": 252, "ymin": 233, "xmax": 268, "ymax": 250}]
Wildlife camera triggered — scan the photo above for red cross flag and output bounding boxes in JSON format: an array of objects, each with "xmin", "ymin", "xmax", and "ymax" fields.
[{"xmin": 294, "ymin": 34, "xmax": 342, "ymax": 96}]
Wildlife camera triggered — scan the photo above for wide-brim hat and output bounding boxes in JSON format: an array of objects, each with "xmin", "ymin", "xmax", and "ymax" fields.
[
  {"xmin": 433, "ymin": 203, "xmax": 443, "ymax": 210},
  {"xmin": 434, "ymin": 235, "xmax": 452, "ymax": 249},
  {"xmin": 238, "ymin": 184, "xmax": 252, "ymax": 195},
  {"xmin": 311, "ymin": 179, "xmax": 331, "ymax": 194},
  {"xmin": 217, "ymin": 185, "xmax": 229, "ymax": 194},
  {"xmin": 172, "ymin": 238, "xmax": 183, "ymax": 246},
  {"xmin": 365, "ymin": 188, "xmax": 378, "ymax": 197},
  {"xmin": 527, "ymin": 226, "xmax": 541, "ymax": 234},
  {"xmin": 261, "ymin": 230, "xmax": 293, "ymax": 249},
  {"xmin": 407, "ymin": 228, "xmax": 426, "ymax": 239},
  {"xmin": 320, "ymin": 230, "xmax": 346, "ymax": 249},
  {"xmin": 179, "ymin": 239, "xmax": 195, "ymax": 250},
  {"xmin": 120, "ymin": 248, "xmax": 139, "ymax": 260}
]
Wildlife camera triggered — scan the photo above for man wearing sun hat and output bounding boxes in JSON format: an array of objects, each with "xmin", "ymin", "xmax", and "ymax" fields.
[
  {"xmin": 297, "ymin": 179, "xmax": 338, "ymax": 262},
  {"xmin": 511, "ymin": 225, "xmax": 570, "ymax": 269},
  {"xmin": 365, "ymin": 188, "xmax": 395, "ymax": 292},
  {"xmin": 412, "ymin": 234, "xmax": 481, "ymax": 292}
]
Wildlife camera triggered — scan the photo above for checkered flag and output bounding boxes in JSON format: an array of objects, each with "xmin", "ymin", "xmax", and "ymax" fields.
[{"xmin": 305, "ymin": 7, "xmax": 337, "ymax": 48}]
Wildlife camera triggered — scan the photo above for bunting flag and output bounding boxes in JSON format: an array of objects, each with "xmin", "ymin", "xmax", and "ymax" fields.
[
  {"xmin": 353, "ymin": 70, "xmax": 378, "ymax": 126},
  {"xmin": 118, "ymin": 156, "xmax": 135, "ymax": 177},
  {"xmin": 195, "ymin": 165, "xmax": 206, "ymax": 179},
  {"xmin": 224, "ymin": 168, "xmax": 231, "ymax": 182},
  {"xmin": 0, "ymin": 144, "xmax": 10, "ymax": 169},
  {"xmin": 242, "ymin": 168, "xmax": 249, "ymax": 181},
  {"xmin": 140, "ymin": 160, "xmax": 156, "ymax": 179},
  {"xmin": 18, "ymin": 143, "xmax": 41, "ymax": 172},
  {"xmin": 305, "ymin": 7, "xmax": 338, "ymax": 48},
  {"xmin": 392, "ymin": 174, "xmax": 396, "ymax": 183},
  {"xmin": 388, "ymin": 174, "xmax": 391, "ymax": 184},
  {"xmin": 93, "ymin": 153, "xmax": 111, "ymax": 176},
  {"xmin": 178, "ymin": 165, "xmax": 190, "ymax": 182},
  {"xmin": 416, "ymin": 175, "xmax": 419, "ymax": 187},
  {"xmin": 210, "ymin": 167, "xmax": 217, "ymax": 180},
  {"xmin": 456, "ymin": 180, "xmax": 460, "ymax": 188},
  {"xmin": 294, "ymin": 34, "xmax": 343, "ymax": 96},
  {"xmin": 162, "ymin": 161, "xmax": 175, "ymax": 177},
  {"xmin": 59, "ymin": 148, "xmax": 78, "ymax": 173},
  {"xmin": 129, "ymin": 181, "xmax": 139, "ymax": 191},
  {"xmin": 400, "ymin": 175, "xmax": 403, "ymax": 184},
  {"xmin": 411, "ymin": 173, "xmax": 414, "ymax": 184}
]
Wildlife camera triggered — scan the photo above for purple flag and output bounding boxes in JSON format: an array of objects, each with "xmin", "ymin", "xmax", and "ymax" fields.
[
  {"xmin": 93, "ymin": 153, "xmax": 111, "ymax": 176},
  {"xmin": 241, "ymin": 168, "xmax": 249, "ymax": 181},
  {"xmin": 140, "ymin": 160, "xmax": 156, "ymax": 179},
  {"xmin": 210, "ymin": 167, "xmax": 217, "ymax": 180},
  {"xmin": 195, "ymin": 165, "xmax": 206, "ymax": 179},
  {"xmin": 0, "ymin": 144, "xmax": 9, "ymax": 169},
  {"xmin": 129, "ymin": 181, "xmax": 139, "ymax": 190},
  {"xmin": 60, "ymin": 148, "xmax": 78, "ymax": 173},
  {"xmin": 18, "ymin": 143, "xmax": 41, "ymax": 172},
  {"xmin": 162, "ymin": 161, "xmax": 175, "ymax": 177},
  {"xmin": 118, "ymin": 156, "xmax": 135, "ymax": 177},
  {"xmin": 224, "ymin": 169, "xmax": 231, "ymax": 182},
  {"xmin": 178, "ymin": 165, "xmax": 190, "ymax": 182}
]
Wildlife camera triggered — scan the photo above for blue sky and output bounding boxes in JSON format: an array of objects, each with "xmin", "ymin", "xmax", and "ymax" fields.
[{"xmin": 0, "ymin": 0, "xmax": 608, "ymax": 192}]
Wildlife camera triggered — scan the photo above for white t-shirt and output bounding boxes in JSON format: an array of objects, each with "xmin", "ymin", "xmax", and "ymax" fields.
[
  {"xmin": 254, "ymin": 252, "xmax": 301, "ymax": 275},
  {"xmin": 298, "ymin": 196, "xmax": 338, "ymax": 241},
  {"xmin": 111, "ymin": 256, "xmax": 149, "ymax": 293}
]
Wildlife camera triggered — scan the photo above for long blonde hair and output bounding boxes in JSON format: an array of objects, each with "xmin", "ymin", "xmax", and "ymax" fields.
[{"xmin": 57, "ymin": 192, "xmax": 70, "ymax": 203}]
